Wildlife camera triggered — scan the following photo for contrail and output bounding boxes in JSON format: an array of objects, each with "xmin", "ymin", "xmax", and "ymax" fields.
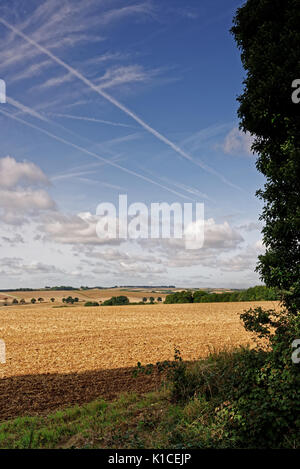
[
  {"xmin": 0, "ymin": 107, "xmax": 194, "ymax": 201},
  {"xmin": 48, "ymin": 112, "xmax": 137, "ymax": 129},
  {"xmin": 0, "ymin": 17, "xmax": 241, "ymax": 191},
  {"xmin": 7, "ymin": 96, "xmax": 49, "ymax": 122},
  {"xmin": 5, "ymin": 95, "xmax": 201, "ymax": 200},
  {"xmin": 7, "ymin": 96, "xmax": 96, "ymax": 143}
]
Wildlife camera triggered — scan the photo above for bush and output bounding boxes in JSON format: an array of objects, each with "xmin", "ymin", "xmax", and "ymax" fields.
[
  {"xmin": 164, "ymin": 291, "xmax": 193, "ymax": 304},
  {"xmin": 135, "ymin": 330, "xmax": 300, "ymax": 448},
  {"xmin": 102, "ymin": 296, "xmax": 129, "ymax": 306},
  {"xmin": 84, "ymin": 301, "xmax": 99, "ymax": 307},
  {"xmin": 166, "ymin": 319, "xmax": 300, "ymax": 448},
  {"xmin": 221, "ymin": 314, "xmax": 300, "ymax": 448}
]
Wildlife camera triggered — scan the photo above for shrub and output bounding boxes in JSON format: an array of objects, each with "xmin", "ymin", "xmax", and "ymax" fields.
[
  {"xmin": 164, "ymin": 291, "xmax": 193, "ymax": 304},
  {"xmin": 84, "ymin": 301, "xmax": 99, "ymax": 307},
  {"xmin": 102, "ymin": 296, "xmax": 129, "ymax": 306}
]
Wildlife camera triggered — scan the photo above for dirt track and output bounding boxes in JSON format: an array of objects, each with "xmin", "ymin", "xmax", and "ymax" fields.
[{"xmin": 0, "ymin": 367, "xmax": 162, "ymax": 421}]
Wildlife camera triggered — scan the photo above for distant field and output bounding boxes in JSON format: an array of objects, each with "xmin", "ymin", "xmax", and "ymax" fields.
[{"xmin": 0, "ymin": 288, "xmax": 168, "ymax": 305}]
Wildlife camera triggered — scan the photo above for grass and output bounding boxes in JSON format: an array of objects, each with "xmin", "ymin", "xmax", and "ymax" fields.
[
  {"xmin": 1, "ymin": 345, "xmax": 298, "ymax": 449},
  {"xmin": 0, "ymin": 390, "xmax": 179, "ymax": 449},
  {"xmin": 0, "ymin": 347, "xmax": 258, "ymax": 450},
  {"xmin": 0, "ymin": 386, "xmax": 239, "ymax": 449}
]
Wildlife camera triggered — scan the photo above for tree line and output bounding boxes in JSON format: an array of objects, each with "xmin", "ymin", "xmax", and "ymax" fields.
[{"xmin": 164, "ymin": 286, "xmax": 279, "ymax": 304}]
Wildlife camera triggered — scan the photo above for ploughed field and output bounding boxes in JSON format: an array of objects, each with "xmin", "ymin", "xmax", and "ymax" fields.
[
  {"xmin": 0, "ymin": 288, "xmax": 168, "ymax": 305},
  {"xmin": 0, "ymin": 301, "xmax": 278, "ymax": 420}
]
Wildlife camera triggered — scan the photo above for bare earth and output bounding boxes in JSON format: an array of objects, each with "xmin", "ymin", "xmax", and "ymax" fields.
[{"xmin": 0, "ymin": 301, "xmax": 278, "ymax": 420}]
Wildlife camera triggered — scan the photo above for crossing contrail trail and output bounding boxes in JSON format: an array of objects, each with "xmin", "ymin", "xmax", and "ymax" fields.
[
  {"xmin": 7, "ymin": 96, "xmax": 98, "ymax": 143},
  {"xmin": 5, "ymin": 95, "xmax": 206, "ymax": 200},
  {"xmin": 47, "ymin": 112, "xmax": 137, "ymax": 129},
  {"xmin": 0, "ymin": 17, "xmax": 242, "ymax": 192},
  {"xmin": 0, "ymin": 107, "xmax": 194, "ymax": 201},
  {"xmin": 6, "ymin": 96, "xmax": 49, "ymax": 122}
]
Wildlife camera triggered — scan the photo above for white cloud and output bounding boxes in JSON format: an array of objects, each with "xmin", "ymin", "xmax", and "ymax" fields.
[
  {"xmin": 96, "ymin": 65, "xmax": 160, "ymax": 90},
  {"xmin": 133, "ymin": 218, "xmax": 244, "ymax": 268},
  {"xmin": 0, "ymin": 257, "xmax": 64, "ymax": 276},
  {"xmin": 219, "ymin": 241, "xmax": 265, "ymax": 272},
  {"xmin": 0, "ymin": 156, "xmax": 55, "ymax": 224},
  {"xmin": 1, "ymin": 233, "xmax": 24, "ymax": 246},
  {"xmin": 204, "ymin": 218, "xmax": 243, "ymax": 249},
  {"xmin": 0, "ymin": 156, "xmax": 49, "ymax": 188},
  {"xmin": 0, "ymin": 188, "xmax": 54, "ymax": 211},
  {"xmin": 40, "ymin": 212, "xmax": 122, "ymax": 246},
  {"xmin": 237, "ymin": 221, "xmax": 262, "ymax": 232},
  {"xmin": 222, "ymin": 128, "xmax": 255, "ymax": 156}
]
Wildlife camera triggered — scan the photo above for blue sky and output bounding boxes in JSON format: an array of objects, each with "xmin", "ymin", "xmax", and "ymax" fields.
[{"xmin": 0, "ymin": 0, "xmax": 265, "ymax": 289}]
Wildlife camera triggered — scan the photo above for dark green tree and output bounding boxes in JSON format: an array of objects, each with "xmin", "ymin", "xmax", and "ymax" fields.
[
  {"xmin": 102, "ymin": 296, "xmax": 129, "ymax": 306},
  {"xmin": 231, "ymin": 0, "xmax": 300, "ymax": 318},
  {"xmin": 229, "ymin": 1, "xmax": 300, "ymax": 446}
]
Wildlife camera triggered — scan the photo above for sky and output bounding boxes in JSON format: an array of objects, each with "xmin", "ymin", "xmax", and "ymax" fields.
[{"xmin": 0, "ymin": 0, "xmax": 265, "ymax": 289}]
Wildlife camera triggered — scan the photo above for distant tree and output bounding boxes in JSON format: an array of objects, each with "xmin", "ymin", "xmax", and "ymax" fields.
[
  {"xmin": 102, "ymin": 296, "xmax": 129, "ymax": 306},
  {"xmin": 31, "ymin": 298, "xmax": 36, "ymax": 304},
  {"xmin": 157, "ymin": 297, "xmax": 162, "ymax": 302},
  {"xmin": 84, "ymin": 301, "xmax": 99, "ymax": 307},
  {"xmin": 149, "ymin": 297, "xmax": 155, "ymax": 304},
  {"xmin": 66, "ymin": 296, "xmax": 75, "ymax": 304},
  {"xmin": 50, "ymin": 298, "xmax": 55, "ymax": 303},
  {"xmin": 38, "ymin": 298, "xmax": 44, "ymax": 303},
  {"xmin": 20, "ymin": 299, "xmax": 26, "ymax": 305},
  {"xmin": 193, "ymin": 290, "xmax": 208, "ymax": 303},
  {"xmin": 142, "ymin": 297, "xmax": 147, "ymax": 303},
  {"xmin": 164, "ymin": 291, "xmax": 193, "ymax": 304}
]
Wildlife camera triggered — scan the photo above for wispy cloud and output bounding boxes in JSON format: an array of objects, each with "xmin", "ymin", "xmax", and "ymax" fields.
[
  {"xmin": 6, "ymin": 96, "xmax": 49, "ymax": 122},
  {"xmin": 96, "ymin": 64, "xmax": 161, "ymax": 90},
  {"xmin": 0, "ymin": 17, "xmax": 241, "ymax": 191},
  {"xmin": 0, "ymin": 107, "xmax": 193, "ymax": 201},
  {"xmin": 221, "ymin": 127, "xmax": 255, "ymax": 156},
  {"xmin": 35, "ymin": 72, "xmax": 74, "ymax": 90},
  {"xmin": 0, "ymin": 0, "xmax": 153, "ymax": 88},
  {"xmin": 10, "ymin": 58, "xmax": 53, "ymax": 83}
]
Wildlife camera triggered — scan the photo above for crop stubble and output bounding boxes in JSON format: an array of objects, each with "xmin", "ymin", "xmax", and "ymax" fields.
[{"xmin": 0, "ymin": 301, "xmax": 277, "ymax": 419}]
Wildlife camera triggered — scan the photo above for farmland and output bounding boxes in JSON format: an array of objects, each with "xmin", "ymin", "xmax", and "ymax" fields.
[
  {"xmin": 0, "ymin": 300, "xmax": 279, "ymax": 420},
  {"xmin": 0, "ymin": 288, "xmax": 169, "ymax": 305}
]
